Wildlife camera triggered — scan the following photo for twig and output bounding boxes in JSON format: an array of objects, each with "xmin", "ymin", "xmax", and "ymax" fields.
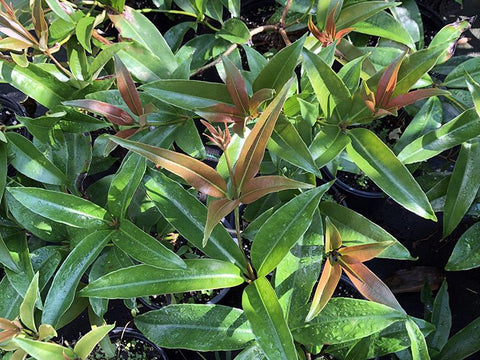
[{"xmin": 278, "ymin": 0, "xmax": 293, "ymax": 45}]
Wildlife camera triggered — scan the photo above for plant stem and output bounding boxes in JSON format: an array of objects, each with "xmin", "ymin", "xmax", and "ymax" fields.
[
  {"xmin": 5, "ymin": 124, "xmax": 25, "ymax": 130},
  {"xmin": 139, "ymin": 8, "xmax": 197, "ymax": 18},
  {"xmin": 46, "ymin": 51, "xmax": 72, "ymax": 78},
  {"xmin": 234, "ymin": 206, "xmax": 256, "ymax": 280}
]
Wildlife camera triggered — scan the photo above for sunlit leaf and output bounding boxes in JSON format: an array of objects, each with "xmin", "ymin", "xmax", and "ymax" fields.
[
  {"xmin": 115, "ymin": 56, "xmax": 143, "ymax": 116},
  {"xmin": 64, "ymin": 99, "xmax": 134, "ymax": 126}
]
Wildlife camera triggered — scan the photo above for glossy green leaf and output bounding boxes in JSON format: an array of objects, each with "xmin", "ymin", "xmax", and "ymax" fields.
[
  {"xmin": 143, "ymin": 170, "xmax": 247, "ymax": 272},
  {"xmin": 19, "ymin": 273, "xmax": 39, "ymax": 332},
  {"xmin": 336, "ymin": 1, "xmax": 398, "ymax": 29},
  {"xmin": 406, "ymin": 318, "xmax": 430, "ymax": 360},
  {"xmin": 0, "ymin": 232, "xmax": 20, "ymax": 272},
  {"xmin": 446, "ymin": 222, "xmax": 480, "ymax": 271},
  {"xmin": 0, "ymin": 142, "xmax": 6, "ymax": 202},
  {"xmin": 252, "ymin": 184, "xmax": 331, "ymax": 277},
  {"xmin": 4, "ymin": 232, "xmax": 34, "ymax": 299},
  {"xmin": 0, "ymin": 276, "xmax": 22, "ymax": 320},
  {"xmin": 274, "ymin": 211, "xmax": 323, "ymax": 324},
  {"xmin": 0, "ymin": 57, "xmax": 71, "ymax": 108},
  {"xmin": 243, "ymin": 277, "xmax": 298, "ymax": 360},
  {"xmin": 109, "ymin": 6, "xmax": 176, "ymax": 72},
  {"xmin": 234, "ymin": 343, "xmax": 265, "ymax": 360},
  {"xmin": 76, "ymin": 16, "xmax": 95, "ymax": 53},
  {"xmin": 253, "ymin": 35, "xmax": 305, "ymax": 93},
  {"xmin": 42, "ymin": 230, "xmax": 114, "ymax": 327},
  {"xmin": 88, "ymin": 43, "xmax": 129, "ymax": 78},
  {"xmin": 398, "ymin": 109, "xmax": 480, "ymax": 164},
  {"xmin": 319, "ymin": 202, "xmax": 413, "ymax": 260},
  {"xmin": 175, "ymin": 119, "xmax": 206, "ymax": 159},
  {"xmin": 31, "ymin": 246, "xmax": 62, "ymax": 291},
  {"xmin": 6, "ymin": 132, "xmax": 67, "ymax": 185},
  {"xmin": 466, "ymin": 71, "xmax": 480, "ymax": 117},
  {"xmin": 394, "ymin": 97, "xmax": 443, "ymax": 154},
  {"xmin": 14, "ymin": 338, "xmax": 76, "ymax": 360},
  {"xmin": 74, "ymin": 324, "xmax": 115, "ymax": 359},
  {"xmin": 135, "ymin": 304, "xmax": 254, "ymax": 351},
  {"xmin": 435, "ymin": 316, "xmax": 480, "ymax": 360},
  {"xmin": 5, "ymin": 191, "xmax": 68, "ymax": 242},
  {"xmin": 430, "ymin": 19, "xmax": 472, "ymax": 64},
  {"xmin": 268, "ymin": 116, "xmax": 321, "ymax": 176},
  {"xmin": 45, "ymin": 0, "xmax": 74, "ymax": 23},
  {"xmin": 109, "ymin": 136, "xmax": 228, "ymax": 198},
  {"xmin": 112, "ymin": 219, "xmax": 186, "ymax": 270},
  {"xmin": 217, "ymin": 18, "xmax": 250, "ymax": 44},
  {"xmin": 108, "ymin": 154, "xmax": 146, "ymax": 218},
  {"xmin": 79, "ymin": 259, "xmax": 244, "ymax": 298},
  {"xmin": 303, "ymin": 49, "xmax": 351, "ymax": 118},
  {"xmin": 310, "ymin": 126, "xmax": 350, "ymax": 168},
  {"xmin": 347, "ymin": 128, "xmax": 436, "ymax": 221},
  {"xmin": 243, "ymin": 46, "xmax": 267, "ymax": 80},
  {"xmin": 443, "ymin": 141, "xmax": 480, "ymax": 237},
  {"xmin": 6, "ymin": 187, "xmax": 113, "ymax": 229},
  {"xmin": 338, "ymin": 54, "xmax": 368, "ymax": 94},
  {"xmin": 142, "ymin": 80, "xmax": 232, "ymax": 110},
  {"xmin": 353, "ymin": 11, "xmax": 415, "ymax": 49},
  {"xmin": 444, "ymin": 57, "xmax": 480, "ymax": 88},
  {"xmin": 116, "ymin": 43, "xmax": 164, "ymax": 82},
  {"xmin": 292, "ymin": 298, "xmax": 406, "ymax": 345},
  {"xmin": 428, "ymin": 280, "xmax": 451, "ymax": 352}
]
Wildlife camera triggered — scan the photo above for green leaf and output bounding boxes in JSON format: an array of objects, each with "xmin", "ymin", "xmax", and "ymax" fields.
[
  {"xmin": 6, "ymin": 187, "xmax": 113, "ymax": 229},
  {"xmin": 73, "ymin": 324, "xmax": 115, "ymax": 359},
  {"xmin": 353, "ymin": 11, "xmax": 416, "ymax": 49},
  {"xmin": 394, "ymin": 97, "xmax": 443, "ymax": 154},
  {"xmin": 398, "ymin": 109, "xmax": 480, "ymax": 164},
  {"xmin": 268, "ymin": 116, "xmax": 321, "ymax": 176},
  {"xmin": 174, "ymin": 119, "xmax": 206, "ymax": 159},
  {"xmin": 303, "ymin": 49, "xmax": 351, "ymax": 118},
  {"xmin": 217, "ymin": 18, "xmax": 250, "ymax": 44},
  {"xmin": 466, "ymin": 71, "xmax": 480, "ymax": 117},
  {"xmin": 430, "ymin": 20, "xmax": 472, "ymax": 65},
  {"xmin": 336, "ymin": 1, "xmax": 399, "ymax": 29},
  {"xmin": 319, "ymin": 202, "xmax": 413, "ymax": 260},
  {"xmin": 19, "ymin": 273, "xmax": 40, "ymax": 332},
  {"xmin": 79, "ymin": 259, "xmax": 244, "ymax": 298},
  {"xmin": 347, "ymin": 128, "xmax": 436, "ymax": 221},
  {"xmin": 338, "ymin": 54, "xmax": 368, "ymax": 94},
  {"xmin": 443, "ymin": 141, "xmax": 480, "ymax": 237},
  {"xmin": 0, "ymin": 276, "xmax": 22, "ymax": 319},
  {"xmin": 5, "ymin": 191, "xmax": 68, "ymax": 242},
  {"xmin": 0, "ymin": 232, "xmax": 20, "ymax": 272},
  {"xmin": 88, "ymin": 43, "xmax": 129, "ymax": 79},
  {"xmin": 243, "ymin": 277, "xmax": 298, "ymax": 360},
  {"xmin": 234, "ymin": 343, "xmax": 266, "ymax": 360},
  {"xmin": 309, "ymin": 126, "xmax": 350, "ymax": 169},
  {"xmin": 406, "ymin": 318, "xmax": 430, "ymax": 360},
  {"xmin": 14, "ymin": 338, "xmax": 76, "ymax": 360},
  {"xmin": 75, "ymin": 16, "xmax": 95, "ymax": 53},
  {"xmin": 4, "ymin": 233, "xmax": 34, "ymax": 300},
  {"xmin": 142, "ymin": 80, "xmax": 232, "ymax": 110},
  {"xmin": 292, "ymin": 298, "xmax": 406, "ymax": 345},
  {"xmin": 253, "ymin": 35, "xmax": 305, "ymax": 93},
  {"xmin": 31, "ymin": 247, "xmax": 62, "ymax": 291},
  {"xmin": 135, "ymin": 304, "xmax": 254, "ymax": 351},
  {"xmin": 45, "ymin": 0, "xmax": 74, "ymax": 23},
  {"xmin": 42, "ymin": 230, "xmax": 114, "ymax": 327},
  {"xmin": 109, "ymin": 6, "xmax": 176, "ymax": 73},
  {"xmin": 0, "ymin": 59, "xmax": 71, "ymax": 108},
  {"xmin": 108, "ymin": 153, "xmax": 146, "ymax": 218},
  {"xmin": 444, "ymin": 57, "xmax": 480, "ymax": 88},
  {"xmin": 0, "ymin": 142, "xmax": 6, "ymax": 202},
  {"xmin": 143, "ymin": 170, "xmax": 247, "ymax": 272},
  {"xmin": 274, "ymin": 211, "xmax": 323, "ymax": 324},
  {"xmin": 112, "ymin": 219, "xmax": 186, "ymax": 270},
  {"xmin": 252, "ymin": 184, "xmax": 331, "ymax": 277},
  {"xmin": 428, "ymin": 280, "xmax": 451, "ymax": 352},
  {"xmin": 435, "ymin": 316, "xmax": 480, "ymax": 360},
  {"xmin": 446, "ymin": 222, "xmax": 480, "ymax": 271},
  {"xmin": 6, "ymin": 132, "xmax": 67, "ymax": 185}
]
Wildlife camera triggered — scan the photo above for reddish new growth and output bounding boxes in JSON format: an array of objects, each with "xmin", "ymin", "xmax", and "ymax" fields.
[{"xmin": 201, "ymin": 120, "xmax": 231, "ymax": 151}]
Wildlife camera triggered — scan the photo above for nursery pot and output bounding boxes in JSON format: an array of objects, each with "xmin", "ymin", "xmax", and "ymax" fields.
[
  {"xmin": 0, "ymin": 94, "xmax": 28, "ymax": 138},
  {"xmin": 138, "ymin": 288, "xmax": 230, "ymax": 311},
  {"xmin": 321, "ymin": 167, "xmax": 384, "ymax": 199},
  {"xmin": 105, "ymin": 327, "xmax": 168, "ymax": 360}
]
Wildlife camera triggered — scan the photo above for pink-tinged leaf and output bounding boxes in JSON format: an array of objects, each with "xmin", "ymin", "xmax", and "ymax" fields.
[
  {"xmin": 64, "ymin": 99, "xmax": 134, "ymax": 126},
  {"xmin": 115, "ymin": 56, "xmax": 143, "ymax": 116},
  {"xmin": 0, "ymin": 6, "xmax": 37, "ymax": 45},
  {"xmin": 335, "ymin": 27, "xmax": 353, "ymax": 41},
  {"xmin": 0, "ymin": 329, "xmax": 15, "ymax": 342},
  {"xmin": 30, "ymin": 0, "xmax": 48, "ymax": 50},
  {"xmin": 203, "ymin": 198, "xmax": 240, "ymax": 247},
  {"xmin": 325, "ymin": 7, "xmax": 337, "ymax": 39},
  {"xmin": 386, "ymin": 88, "xmax": 449, "ymax": 110},
  {"xmin": 375, "ymin": 53, "xmax": 405, "ymax": 108},
  {"xmin": 196, "ymin": 103, "xmax": 244, "ymax": 124},
  {"xmin": 308, "ymin": 16, "xmax": 324, "ymax": 43},
  {"xmin": 361, "ymin": 82, "xmax": 376, "ymax": 113},
  {"xmin": 114, "ymin": 128, "xmax": 138, "ymax": 139},
  {"xmin": 306, "ymin": 259, "xmax": 342, "ymax": 321},
  {"xmin": 234, "ymin": 79, "xmax": 293, "ymax": 190},
  {"xmin": 339, "ymin": 242, "xmax": 394, "ymax": 264},
  {"xmin": 249, "ymin": 88, "xmax": 275, "ymax": 116},
  {"xmin": 341, "ymin": 261, "xmax": 404, "ymax": 312},
  {"xmin": 109, "ymin": 136, "xmax": 228, "ymax": 198},
  {"xmin": 223, "ymin": 56, "xmax": 249, "ymax": 115},
  {"xmin": 324, "ymin": 217, "xmax": 342, "ymax": 252},
  {"xmin": 0, "ymin": 37, "xmax": 31, "ymax": 50},
  {"xmin": 239, "ymin": 176, "xmax": 314, "ymax": 204},
  {"xmin": 0, "ymin": 318, "xmax": 18, "ymax": 330}
]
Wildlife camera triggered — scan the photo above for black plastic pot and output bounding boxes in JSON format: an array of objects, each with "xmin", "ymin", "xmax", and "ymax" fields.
[
  {"xmin": 108, "ymin": 327, "xmax": 168, "ymax": 360},
  {"xmin": 0, "ymin": 94, "xmax": 28, "ymax": 138},
  {"xmin": 321, "ymin": 167, "xmax": 384, "ymax": 199},
  {"xmin": 138, "ymin": 288, "xmax": 230, "ymax": 311}
]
